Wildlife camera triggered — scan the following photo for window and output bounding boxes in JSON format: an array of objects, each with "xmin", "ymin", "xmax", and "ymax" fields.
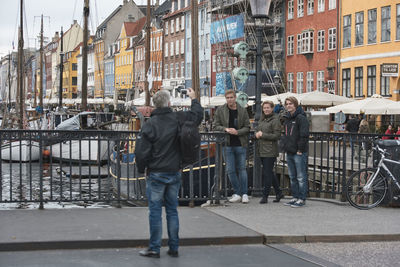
[
  {"xmin": 342, "ymin": 69, "xmax": 351, "ymax": 97},
  {"xmin": 72, "ymin": 63, "xmax": 77, "ymax": 71},
  {"xmin": 327, "ymin": 80, "xmax": 335, "ymax": 94},
  {"xmin": 297, "ymin": 34, "xmax": 302, "ymax": 54},
  {"xmin": 297, "ymin": 72, "xmax": 304, "ymax": 93},
  {"xmin": 165, "ymin": 43, "xmax": 169, "ymax": 58},
  {"xmin": 72, "ymin": 77, "xmax": 77, "ymax": 85},
  {"xmin": 381, "ymin": 70, "xmax": 390, "ymax": 96},
  {"xmin": 307, "ymin": 71, "xmax": 314, "ymax": 92},
  {"xmin": 318, "ymin": 0, "xmax": 325, "ymax": 12},
  {"xmin": 368, "ymin": 9, "xmax": 377, "ymax": 44},
  {"xmin": 308, "ymin": 0, "xmax": 314, "ymax": 15},
  {"xmin": 181, "ymin": 16, "xmax": 184, "ymax": 31},
  {"xmin": 171, "ymin": 19, "xmax": 174, "ymax": 34},
  {"xmin": 287, "ymin": 73, "xmax": 294, "ymax": 92},
  {"xmin": 367, "ymin": 65, "xmax": 376, "ymax": 96},
  {"xmin": 343, "ymin": 15, "xmax": 351, "ymax": 48},
  {"xmin": 175, "ymin": 63, "xmax": 179, "ymax": 78},
  {"xmin": 288, "ymin": 0, "xmax": 294, "ymax": 19},
  {"xmin": 317, "ymin": 70, "xmax": 324, "ymax": 91},
  {"xmin": 301, "ymin": 30, "xmax": 314, "ymax": 53},
  {"xmin": 317, "ymin": 30, "xmax": 325, "ymax": 52},
  {"xmin": 181, "ymin": 39, "xmax": 184, "ymax": 54},
  {"xmin": 170, "ymin": 63, "xmax": 174, "ymax": 78},
  {"xmin": 187, "ymin": 63, "xmax": 191, "ymax": 78},
  {"xmin": 381, "ymin": 6, "xmax": 391, "ymax": 42},
  {"xmin": 355, "ymin": 12, "xmax": 364, "ymax": 46},
  {"xmin": 165, "ymin": 21, "xmax": 169, "ymax": 35},
  {"xmin": 181, "ymin": 62, "xmax": 184, "ymax": 78},
  {"xmin": 328, "ymin": 27, "xmax": 336, "ymax": 50},
  {"xmin": 395, "ymin": 4, "xmax": 400, "ymax": 41},
  {"xmin": 297, "ymin": 0, "xmax": 304, "ymax": 17},
  {"xmin": 328, "ymin": 0, "xmax": 336, "ymax": 10},
  {"xmin": 212, "ymin": 55, "xmax": 216, "ymax": 72},
  {"xmin": 355, "ymin": 67, "xmax": 363, "ymax": 97},
  {"xmin": 170, "ymin": 42, "xmax": 174, "ymax": 57},
  {"xmin": 187, "ymin": 14, "xmax": 191, "ymax": 29},
  {"xmin": 287, "ymin": 35, "xmax": 294, "ymax": 55},
  {"xmin": 176, "ymin": 18, "xmax": 179, "ymax": 32},
  {"xmin": 176, "ymin": 40, "xmax": 179, "ymax": 55}
]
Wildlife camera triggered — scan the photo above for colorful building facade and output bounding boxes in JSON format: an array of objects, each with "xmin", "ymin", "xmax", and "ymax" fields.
[
  {"xmin": 339, "ymin": 0, "xmax": 400, "ymax": 100},
  {"xmin": 286, "ymin": 0, "xmax": 338, "ymax": 94}
]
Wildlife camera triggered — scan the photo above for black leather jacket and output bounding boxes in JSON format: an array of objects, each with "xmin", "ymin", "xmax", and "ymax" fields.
[{"xmin": 135, "ymin": 99, "xmax": 203, "ymax": 173}]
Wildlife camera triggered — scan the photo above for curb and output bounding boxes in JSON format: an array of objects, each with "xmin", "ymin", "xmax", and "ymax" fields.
[
  {"xmin": 0, "ymin": 236, "xmax": 264, "ymax": 252},
  {"xmin": 264, "ymin": 234, "xmax": 400, "ymax": 244}
]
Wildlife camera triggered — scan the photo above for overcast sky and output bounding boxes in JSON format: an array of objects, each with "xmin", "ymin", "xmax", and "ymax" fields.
[{"xmin": 0, "ymin": 0, "xmax": 148, "ymax": 58}]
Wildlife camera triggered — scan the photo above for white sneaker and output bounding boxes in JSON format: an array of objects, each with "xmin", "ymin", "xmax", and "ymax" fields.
[
  {"xmin": 242, "ymin": 194, "xmax": 249, "ymax": 203},
  {"xmin": 284, "ymin": 198, "xmax": 298, "ymax": 206},
  {"xmin": 229, "ymin": 194, "xmax": 242, "ymax": 203}
]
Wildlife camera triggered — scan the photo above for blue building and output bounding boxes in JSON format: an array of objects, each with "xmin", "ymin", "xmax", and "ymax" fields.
[
  {"xmin": 185, "ymin": 2, "xmax": 211, "ymax": 96},
  {"xmin": 104, "ymin": 58, "xmax": 114, "ymax": 97}
]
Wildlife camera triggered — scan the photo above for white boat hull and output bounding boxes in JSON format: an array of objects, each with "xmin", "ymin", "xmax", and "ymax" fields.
[
  {"xmin": 1, "ymin": 141, "xmax": 41, "ymax": 162},
  {"xmin": 51, "ymin": 139, "xmax": 110, "ymax": 164}
]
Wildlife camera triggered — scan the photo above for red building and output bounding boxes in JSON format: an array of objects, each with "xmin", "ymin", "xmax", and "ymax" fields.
[{"xmin": 285, "ymin": 0, "xmax": 338, "ymax": 94}]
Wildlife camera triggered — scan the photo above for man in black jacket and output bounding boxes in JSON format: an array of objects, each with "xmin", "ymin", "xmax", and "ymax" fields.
[
  {"xmin": 136, "ymin": 89, "xmax": 203, "ymax": 258},
  {"xmin": 280, "ymin": 96, "xmax": 309, "ymax": 208}
]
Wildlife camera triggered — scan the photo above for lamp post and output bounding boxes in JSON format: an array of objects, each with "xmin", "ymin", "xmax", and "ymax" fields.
[{"xmin": 249, "ymin": 0, "xmax": 272, "ymax": 195}]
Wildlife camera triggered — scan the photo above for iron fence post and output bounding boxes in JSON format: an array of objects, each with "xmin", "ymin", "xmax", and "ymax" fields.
[
  {"xmin": 39, "ymin": 131, "xmax": 44, "ymax": 210},
  {"xmin": 341, "ymin": 134, "xmax": 347, "ymax": 202}
]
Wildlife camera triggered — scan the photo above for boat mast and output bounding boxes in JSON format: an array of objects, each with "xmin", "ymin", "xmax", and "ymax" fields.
[
  {"xmin": 17, "ymin": 0, "xmax": 24, "ymax": 129},
  {"xmin": 39, "ymin": 14, "xmax": 44, "ymax": 110},
  {"xmin": 59, "ymin": 27, "xmax": 64, "ymax": 107},
  {"xmin": 8, "ymin": 52, "xmax": 12, "ymax": 110},
  {"xmin": 81, "ymin": 0, "xmax": 89, "ymax": 111},
  {"xmin": 191, "ymin": 0, "xmax": 200, "ymax": 100},
  {"xmin": 144, "ymin": 0, "xmax": 151, "ymax": 106}
]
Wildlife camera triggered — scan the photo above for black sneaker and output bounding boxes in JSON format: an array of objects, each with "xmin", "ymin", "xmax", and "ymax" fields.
[
  {"xmin": 139, "ymin": 249, "xmax": 160, "ymax": 258},
  {"xmin": 167, "ymin": 250, "xmax": 179, "ymax": 257},
  {"xmin": 259, "ymin": 196, "xmax": 268, "ymax": 204}
]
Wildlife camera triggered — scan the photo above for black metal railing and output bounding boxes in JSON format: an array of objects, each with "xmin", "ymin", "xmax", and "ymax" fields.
[{"xmin": 0, "ymin": 129, "xmax": 392, "ymax": 208}]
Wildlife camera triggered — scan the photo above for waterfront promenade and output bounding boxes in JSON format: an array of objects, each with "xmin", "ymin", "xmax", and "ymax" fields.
[{"xmin": 1, "ymin": 198, "xmax": 400, "ymax": 266}]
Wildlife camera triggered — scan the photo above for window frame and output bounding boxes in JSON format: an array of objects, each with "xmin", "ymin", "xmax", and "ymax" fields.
[
  {"xmin": 317, "ymin": 30, "xmax": 325, "ymax": 52},
  {"xmin": 355, "ymin": 67, "xmax": 364, "ymax": 97},
  {"xmin": 287, "ymin": 72, "xmax": 294, "ymax": 92},
  {"xmin": 318, "ymin": 0, "xmax": 325, "ymax": 13},
  {"xmin": 297, "ymin": 0, "xmax": 304, "ymax": 18},
  {"xmin": 287, "ymin": 35, "xmax": 294, "ymax": 55},
  {"xmin": 317, "ymin": 70, "xmax": 324, "ymax": 91},
  {"xmin": 307, "ymin": 71, "xmax": 314, "ymax": 92},
  {"xmin": 368, "ymin": 8, "xmax": 377, "ymax": 44},
  {"xmin": 355, "ymin": 11, "xmax": 364, "ymax": 46},
  {"xmin": 308, "ymin": 0, "xmax": 314, "ymax": 15},
  {"xmin": 328, "ymin": 27, "xmax": 336, "ymax": 50},
  {"xmin": 297, "ymin": 72, "xmax": 304, "ymax": 94},
  {"xmin": 381, "ymin": 6, "xmax": 391, "ymax": 42},
  {"xmin": 288, "ymin": 0, "xmax": 294, "ymax": 20},
  {"xmin": 367, "ymin": 65, "xmax": 376, "ymax": 97},
  {"xmin": 343, "ymin": 15, "xmax": 352, "ymax": 48}
]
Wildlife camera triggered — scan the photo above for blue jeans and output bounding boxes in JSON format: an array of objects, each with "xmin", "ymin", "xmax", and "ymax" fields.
[
  {"xmin": 223, "ymin": 146, "xmax": 248, "ymax": 195},
  {"xmin": 286, "ymin": 152, "xmax": 308, "ymax": 200},
  {"xmin": 146, "ymin": 172, "xmax": 181, "ymax": 253}
]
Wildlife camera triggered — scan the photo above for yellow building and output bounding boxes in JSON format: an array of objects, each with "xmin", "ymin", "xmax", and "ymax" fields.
[
  {"xmin": 94, "ymin": 40, "xmax": 105, "ymax": 98},
  {"xmin": 339, "ymin": 1, "xmax": 400, "ymax": 100},
  {"xmin": 115, "ymin": 18, "xmax": 146, "ymax": 99},
  {"xmin": 62, "ymin": 44, "xmax": 80, "ymax": 99}
]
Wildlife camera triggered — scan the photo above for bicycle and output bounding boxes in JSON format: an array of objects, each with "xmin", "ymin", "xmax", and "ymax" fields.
[{"xmin": 345, "ymin": 140, "xmax": 400, "ymax": 210}]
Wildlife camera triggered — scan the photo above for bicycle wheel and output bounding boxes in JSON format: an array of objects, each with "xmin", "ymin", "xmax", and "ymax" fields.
[{"xmin": 345, "ymin": 168, "xmax": 388, "ymax": 210}]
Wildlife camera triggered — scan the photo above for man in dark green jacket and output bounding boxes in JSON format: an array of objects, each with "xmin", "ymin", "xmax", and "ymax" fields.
[{"xmin": 214, "ymin": 90, "xmax": 250, "ymax": 203}]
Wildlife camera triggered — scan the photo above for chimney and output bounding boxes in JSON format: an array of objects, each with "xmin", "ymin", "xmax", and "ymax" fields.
[
  {"xmin": 52, "ymin": 31, "xmax": 60, "ymax": 42},
  {"xmin": 123, "ymin": 0, "xmax": 128, "ymax": 4}
]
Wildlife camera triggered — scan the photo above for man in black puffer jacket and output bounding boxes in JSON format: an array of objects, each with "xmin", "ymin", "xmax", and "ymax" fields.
[
  {"xmin": 136, "ymin": 88, "xmax": 203, "ymax": 258},
  {"xmin": 280, "ymin": 96, "xmax": 309, "ymax": 208}
]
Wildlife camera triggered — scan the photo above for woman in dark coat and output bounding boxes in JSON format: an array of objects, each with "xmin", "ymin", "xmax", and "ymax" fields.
[{"xmin": 255, "ymin": 101, "xmax": 284, "ymax": 204}]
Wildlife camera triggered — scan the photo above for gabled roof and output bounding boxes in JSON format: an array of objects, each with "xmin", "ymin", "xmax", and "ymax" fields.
[{"xmin": 124, "ymin": 17, "xmax": 147, "ymax": 37}]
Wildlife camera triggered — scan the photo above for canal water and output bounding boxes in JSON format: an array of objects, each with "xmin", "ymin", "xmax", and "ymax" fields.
[{"xmin": 0, "ymin": 162, "xmax": 114, "ymax": 209}]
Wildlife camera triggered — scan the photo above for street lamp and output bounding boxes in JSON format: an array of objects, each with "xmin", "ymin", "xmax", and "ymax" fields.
[{"xmin": 249, "ymin": 0, "xmax": 272, "ymax": 196}]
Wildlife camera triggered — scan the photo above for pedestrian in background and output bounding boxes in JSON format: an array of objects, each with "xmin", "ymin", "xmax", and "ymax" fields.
[
  {"xmin": 255, "ymin": 101, "xmax": 284, "ymax": 204},
  {"xmin": 280, "ymin": 97, "xmax": 309, "ymax": 208},
  {"xmin": 346, "ymin": 115, "xmax": 360, "ymax": 152},
  {"xmin": 135, "ymin": 88, "xmax": 203, "ymax": 258},
  {"xmin": 382, "ymin": 125, "xmax": 394, "ymax": 140},
  {"xmin": 395, "ymin": 125, "xmax": 400, "ymax": 140},
  {"xmin": 214, "ymin": 90, "xmax": 250, "ymax": 203}
]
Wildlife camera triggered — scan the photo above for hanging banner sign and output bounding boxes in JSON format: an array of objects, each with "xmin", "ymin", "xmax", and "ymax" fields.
[
  {"xmin": 381, "ymin": 63, "xmax": 398, "ymax": 77},
  {"xmin": 210, "ymin": 14, "xmax": 244, "ymax": 45}
]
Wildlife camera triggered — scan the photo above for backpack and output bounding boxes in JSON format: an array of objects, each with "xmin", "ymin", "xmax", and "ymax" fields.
[{"xmin": 177, "ymin": 115, "xmax": 201, "ymax": 166}]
